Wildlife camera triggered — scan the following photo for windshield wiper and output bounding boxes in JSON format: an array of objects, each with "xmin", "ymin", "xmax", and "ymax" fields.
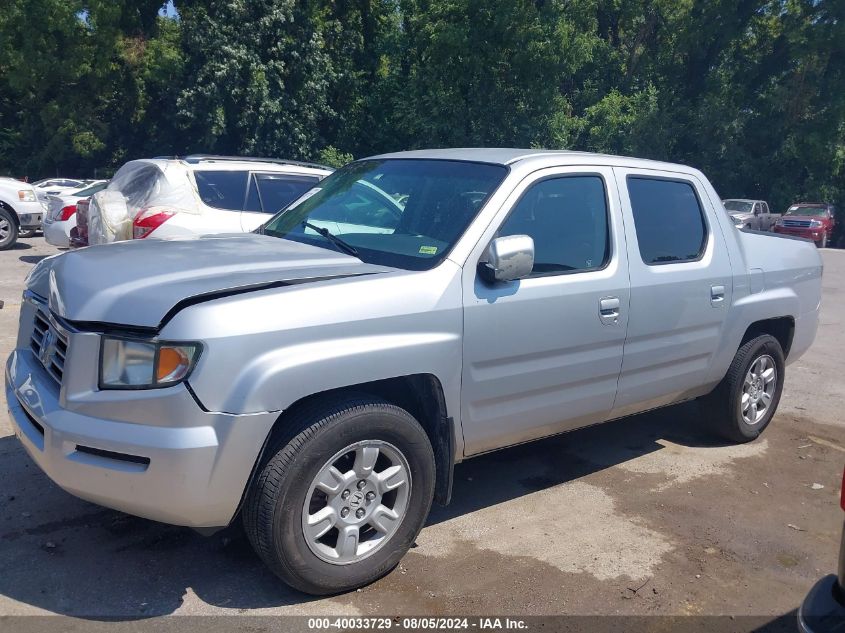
[{"xmin": 301, "ymin": 221, "xmax": 359, "ymax": 257}]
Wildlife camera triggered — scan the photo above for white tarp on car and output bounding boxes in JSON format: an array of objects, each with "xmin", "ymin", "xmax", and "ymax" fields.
[{"xmin": 87, "ymin": 160, "xmax": 202, "ymax": 244}]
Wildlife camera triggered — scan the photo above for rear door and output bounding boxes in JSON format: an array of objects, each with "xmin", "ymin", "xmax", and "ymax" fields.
[
  {"xmin": 241, "ymin": 172, "xmax": 321, "ymax": 231},
  {"xmin": 611, "ymin": 168, "xmax": 733, "ymax": 418},
  {"xmin": 191, "ymin": 169, "xmax": 249, "ymax": 233},
  {"xmin": 460, "ymin": 166, "xmax": 630, "ymax": 455},
  {"xmin": 751, "ymin": 202, "xmax": 763, "ymax": 229},
  {"xmin": 762, "ymin": 202, "xmax": 775, "ymax": 230}
]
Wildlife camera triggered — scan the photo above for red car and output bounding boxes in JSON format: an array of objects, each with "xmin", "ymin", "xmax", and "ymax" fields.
[
  {"xmin": 68, "ymin": 196, "xmax": 91, "ymax": 248},
  {"xmin": 773, "ymin": 203, "xmax": 837, "ymax": 248}
]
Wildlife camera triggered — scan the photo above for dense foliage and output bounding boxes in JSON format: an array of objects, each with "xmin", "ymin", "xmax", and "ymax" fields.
[{"xmin": 0, "ymin": 0, "xmax": 843, "ymax": 212}]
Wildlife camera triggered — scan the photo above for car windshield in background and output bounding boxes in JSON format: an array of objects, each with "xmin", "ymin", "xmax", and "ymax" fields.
[
  {"xmin": 785, "ymin": 206, "xmax": 827, "ymax": 217},
  {"xmin": 724, "ymin": 200, "xmax": 753, "ymax": 213},
  {"xmin": 73, "ymin": 181, "xmax": 108, "ymax": 197},
  {"xmin": 262, "ymin": 159, "xmax": 508, "ymax": 270}
]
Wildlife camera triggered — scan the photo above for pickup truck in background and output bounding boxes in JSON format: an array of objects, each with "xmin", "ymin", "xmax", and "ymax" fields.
[
  {"xmin": 6, "ymin": 149, "xmax": 823, "ymax": 595},
  {"xmin": 723, "ymin": 198, "xmax": 779, "ymax": 231},
  {"xmin": 0, "ymin": 177, "xmax": 45, "ymax": 250}
]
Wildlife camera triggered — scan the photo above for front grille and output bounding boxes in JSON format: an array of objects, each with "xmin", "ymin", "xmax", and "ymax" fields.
[
  {"xmin": 782, "ymin": 219, "xmax": 812, "ymax": 228},
  {"xmin": 30, "ymin": 310, "xmax": 68, "ymax": 385}
]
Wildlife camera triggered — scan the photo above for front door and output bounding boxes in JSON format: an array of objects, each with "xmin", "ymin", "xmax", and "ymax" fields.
[{"xmin": 460, "ymin": 167, "xmax": 630, "ymax": 455}]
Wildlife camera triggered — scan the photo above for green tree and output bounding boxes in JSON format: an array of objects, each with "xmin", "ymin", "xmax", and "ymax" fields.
[{"xmin": 175, "ymin": 0, "xmax": 333, "ymax": 159}]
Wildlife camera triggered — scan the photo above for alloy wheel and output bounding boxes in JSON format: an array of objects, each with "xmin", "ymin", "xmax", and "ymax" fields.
[
  {"xmin": 302, "ymin": 440, "xmax": 411, "ymax": 565},
  {"xmin": 741, "ymin": 354, "xmax": 777, "ymax": 425}
]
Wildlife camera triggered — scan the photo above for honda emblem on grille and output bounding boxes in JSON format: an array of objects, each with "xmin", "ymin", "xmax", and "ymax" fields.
[{"xmin": 39, "ymin": 328, "xmax": 56, "ymax": 367}]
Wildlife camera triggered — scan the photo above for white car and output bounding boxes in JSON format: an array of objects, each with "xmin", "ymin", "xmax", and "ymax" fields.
[
  {"xmin": 31, "ymin": 178, "xmax": 95, "ymax": 205},
  {"xmin": 0, "ymin": 177, "xmax": 45, "ymax": 250},
  {"xmin": 32, "ymin": 178, "xmax": 88, "ymax": 189},
  {"xmin": 86, "ymin": 156, "xmax": 332, "ymax": 243},
  {"xmin": 43, "ymin": 181, "xmax": 109, "ymax": 248}
]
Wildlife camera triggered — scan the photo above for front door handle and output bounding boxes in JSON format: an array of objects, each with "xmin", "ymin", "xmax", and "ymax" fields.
[
  {"xmin": 711, "ymin": 285, "xmax": 725, "ymax": 306},
  {"xmin": 599, "ymin": 296, "xmax": 620, "ymax": 324}
]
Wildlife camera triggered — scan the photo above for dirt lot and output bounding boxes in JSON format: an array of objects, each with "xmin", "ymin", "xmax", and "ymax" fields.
[{"xmin": 1, "ymin": 237, "xmax": 844, "ymax": 628}]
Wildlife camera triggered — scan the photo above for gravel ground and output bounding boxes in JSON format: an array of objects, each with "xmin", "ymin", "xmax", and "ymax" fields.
[{"xmin": 0, "ymin": 237, "xmax": 843, "ymax": 629}]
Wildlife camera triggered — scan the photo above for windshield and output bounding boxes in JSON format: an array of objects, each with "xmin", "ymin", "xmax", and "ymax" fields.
[
  {"xmin": 723, "ymin": 200, "xmax": 753, "ymax": 213},
  {"xmin": 73, "ymin": 181, "xmax": 108, "ymax": 197},
  {"xmin": 785, "ymin": 205, "xmax": 828, "ymax": 217},
  {"xmin": 262, "ymin": 159, "xmax": 508, "ymax": 270}
]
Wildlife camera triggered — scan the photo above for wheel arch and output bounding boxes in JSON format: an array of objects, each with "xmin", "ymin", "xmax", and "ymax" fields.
[
  {"xmin": 232, "ymin": 374, "xmax": 456, "ymax": 526},
  {"xmin": 0, "ymin": 200, "xmax": 20, "ymax": 227},
  {"xmin": 740, "ymin": 316, "xmax": 795, "ymax": 358}
]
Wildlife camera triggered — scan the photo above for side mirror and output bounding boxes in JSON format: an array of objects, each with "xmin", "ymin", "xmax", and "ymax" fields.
[{"xmin": 478, "ymin": 234, "xmax": 535, "ymax": 283}]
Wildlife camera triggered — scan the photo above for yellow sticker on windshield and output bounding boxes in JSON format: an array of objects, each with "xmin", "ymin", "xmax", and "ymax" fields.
[{"xmin": 419, "ymin": 246, "xmax": 438, "ymax": 255}]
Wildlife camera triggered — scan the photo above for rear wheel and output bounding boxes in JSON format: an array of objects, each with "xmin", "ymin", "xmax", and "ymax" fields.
[
  {"xmin": 702, "ymin": 334, "xmax": 785, "ymax": 443},
  {"xmin": 243, "ymin": 396, "xmax": 435, "ymax": 595},
  {"xmin": 0, "ymin": 208, "xmax": 18, "ymax": 250}
]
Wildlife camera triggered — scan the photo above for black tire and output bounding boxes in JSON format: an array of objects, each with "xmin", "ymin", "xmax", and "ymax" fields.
[
  {"xmin": 816, "ymin": 234, "xmax": 828, "ymax": 248},
  {"xmin": 18, "ymin": 229, "xmax": 36, "ymax": 239},
  {"xmin": 702, "ymin": 334, "xmax": 785, "ymax": 443},
  {"xmin": 0, "ymin": 207, "xmax": 19, "ymax": 250},
  {"xmin": 243, "ymin": 395, "xmax": 435, "ymax": 595}
]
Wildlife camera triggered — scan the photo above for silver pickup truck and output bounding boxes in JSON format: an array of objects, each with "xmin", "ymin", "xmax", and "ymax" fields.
[{"xmin": 5, "ymin": 149, "xmax": 822, "ymax": 595}]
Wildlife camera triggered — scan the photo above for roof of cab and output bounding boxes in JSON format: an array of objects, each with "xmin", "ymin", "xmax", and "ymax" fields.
[{"xmin": 368, "ymin": 147, "xmax": 695, "ymax": 172}]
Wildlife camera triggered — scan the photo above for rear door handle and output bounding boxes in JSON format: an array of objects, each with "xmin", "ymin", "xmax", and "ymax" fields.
[
  {"xmin": 599, "ymin": 296, "xmax": 620, "ymax": 324},
  {"xmin": 711, "ymin": 285, "xmax": 725, "ymax": 306}
]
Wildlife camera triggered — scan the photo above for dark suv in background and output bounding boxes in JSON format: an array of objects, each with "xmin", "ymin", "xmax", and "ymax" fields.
[{"xmin": 773, "ymin": 203, "xmax": 837, "ymax": 248}]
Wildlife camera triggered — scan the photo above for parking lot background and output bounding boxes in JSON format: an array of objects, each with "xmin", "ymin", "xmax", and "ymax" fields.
[{"xmin": 1, "ymin": 238, "xmax": 844, "ymax": 622}]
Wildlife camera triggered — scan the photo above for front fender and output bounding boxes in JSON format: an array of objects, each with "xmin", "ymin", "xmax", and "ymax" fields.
[
  {"xmin": 219, "ymin": 331, "xmax": 462, "ymax": 415},
  {"xmin": 163, "ymin": 262, "xmax": 466, "ymax": 423}
]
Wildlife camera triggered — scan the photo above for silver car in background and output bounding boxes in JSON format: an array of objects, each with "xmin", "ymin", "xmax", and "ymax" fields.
[{"xmin": 6, "ymin": 149, "xmax": 822, "ymax": 595}]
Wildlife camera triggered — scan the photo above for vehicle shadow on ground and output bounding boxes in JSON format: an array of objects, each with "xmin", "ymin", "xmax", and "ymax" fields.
[
  {"xmin": 428, "ymin": 400, "xmax": 718, "ymax": 526},
  {"xmin": 0, "ymin": 400, "xmax": 723, "ymax": 618},
  {"xmin": 5, "ymin": 242, "xmax": 32, "ymax": 251},
  {"xmin": 18, "ymin": 255, "xmax": 50, "ymax": 264}
]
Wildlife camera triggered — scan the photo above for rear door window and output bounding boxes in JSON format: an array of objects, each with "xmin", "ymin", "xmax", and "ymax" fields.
[
  {"xmin": 194, "ymin": 170, "xmax": 249, "ymax": 211},
  {"xmin": 626, "ymin": 177, "xmax": 707, "ymax": 265}
]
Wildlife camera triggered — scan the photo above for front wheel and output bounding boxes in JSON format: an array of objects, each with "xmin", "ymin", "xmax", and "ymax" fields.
[
  {"xmin": 243, "ymin": 396, "xmax": 435, "ymax": 595},
  {"xmin": 816, "ymin": 234, "xmax": 828, "ymax": 248},
  {"xmin": 18, "ymin": 229, "xmax": 36, "ymax": 239},
  {"xmin": 702, "ymin": 334, "xmax": 785, "ymax": 443},
  {"xmin": 0, "ymin": 208, "xmax": 18, "ymax": 250}
]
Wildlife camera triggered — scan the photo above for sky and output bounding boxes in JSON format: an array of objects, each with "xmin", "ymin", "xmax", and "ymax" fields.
[{"xmin": 159, "ymin": 1, "xmax": 178, "ymax": 19}]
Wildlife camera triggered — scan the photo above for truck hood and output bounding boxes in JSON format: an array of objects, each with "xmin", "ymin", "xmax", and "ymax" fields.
[{"xmin": 27, "ymin": 233, "xmax": 395, "ymax": 329}]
